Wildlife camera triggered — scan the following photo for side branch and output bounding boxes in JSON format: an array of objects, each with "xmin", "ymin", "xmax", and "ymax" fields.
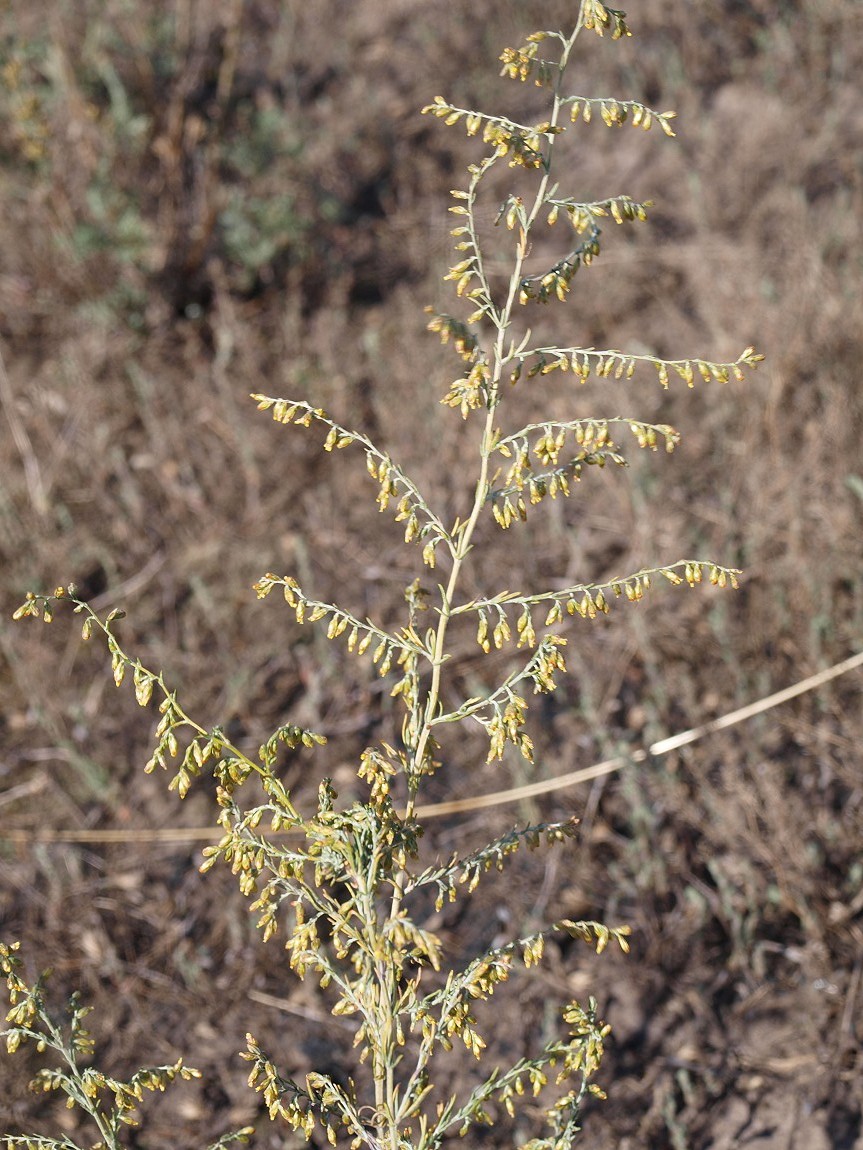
[
  {"xmin": 507, "ymin": 344, "xmax": 764, "ymax": 387},
  {"xmin": 251, "ymin": 394, "xmax": 451, "ymax": 564},
  {"xmin": 404, "ymin": 817, "xmax": 579, "ymax": 906},
  {"xmin": 564, "ymin": 94, "xmax": 677, "ymax": 135},
  {"xmin": 12, "ymin": 588, "xmax": 320, "ymax": 802},
  {"xmin": 432, "ymin": 637, "xmax": 569, "ymax": 763},
  {"xmin": 502, "ymin": 193, "xmax": 653, "ymax": 303},
  {"xmin": 421, "ymin": 97, "xmax": 563, "ymax": 170},
  {"xmin": 453, "ymin": 559, "xmax": 741, "ymax": 649},
  {"xmin": 253, "ymin": 573, "xmax": 430, "ymax": 678},
  {"xmin": 494, "ymin": 416, "xmax": 680, "ymax": 456}
]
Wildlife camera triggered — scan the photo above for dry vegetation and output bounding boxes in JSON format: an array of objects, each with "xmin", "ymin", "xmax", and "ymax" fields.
[{"xmin": 1, "ymin": 1, "xmax": 862, "ymax": 1147}]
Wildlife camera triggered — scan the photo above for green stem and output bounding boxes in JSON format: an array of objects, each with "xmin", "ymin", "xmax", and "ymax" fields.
[
  {"xmin": 404, "ymin": 21, "xmax": 582, "ymax": 821},
  {"xmin": 382, "ymin": 23, "xmax": 586, "ymax": 1145}
]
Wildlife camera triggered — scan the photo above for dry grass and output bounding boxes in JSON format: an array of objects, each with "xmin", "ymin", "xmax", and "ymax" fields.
[{"xmin": 1, "ymin": 1, "xmax": 862, "ymax": 1146}]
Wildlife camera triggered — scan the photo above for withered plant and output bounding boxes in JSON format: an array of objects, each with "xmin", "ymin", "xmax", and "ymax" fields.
[{"xmin": 4, "ymin": 4, "xmax": 760, "ymax": 1148}]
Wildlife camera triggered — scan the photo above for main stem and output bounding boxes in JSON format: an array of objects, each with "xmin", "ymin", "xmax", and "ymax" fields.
[
  {"xmin": 376, "ymin": 22, "xmax": 583, "ymax": 1149},
  {"xmin": 404, "ymin": 23, "xmax": 578, "ymax": 821}
]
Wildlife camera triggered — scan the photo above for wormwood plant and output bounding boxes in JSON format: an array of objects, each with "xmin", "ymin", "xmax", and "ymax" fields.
[{"xmin": 5, "ymin": 5, "xmax": 761, "ymax": 1148}]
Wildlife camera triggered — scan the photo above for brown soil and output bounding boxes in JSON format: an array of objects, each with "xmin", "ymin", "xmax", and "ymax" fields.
[{"xmin": 1, "ymin": 2, "xmax": 862, "ymax": 1147}]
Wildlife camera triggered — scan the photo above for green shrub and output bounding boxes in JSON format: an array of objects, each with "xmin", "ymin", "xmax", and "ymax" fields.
[
  {"xmin": 4, "ymin": 5, "xmax": 760, "ymax": 1147},
  {"xmin": 0, "ymin": 6, "xmax": 317, "ymax": 323}
]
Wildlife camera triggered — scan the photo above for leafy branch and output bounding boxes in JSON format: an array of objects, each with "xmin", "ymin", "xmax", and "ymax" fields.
[
  {"xmin": 0, "ymin": 943, "xmax": 231, "ymax": 1150},
  {"xmin": 12, "ymin": 587, "xmax": 325, "ymax": 803}
]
